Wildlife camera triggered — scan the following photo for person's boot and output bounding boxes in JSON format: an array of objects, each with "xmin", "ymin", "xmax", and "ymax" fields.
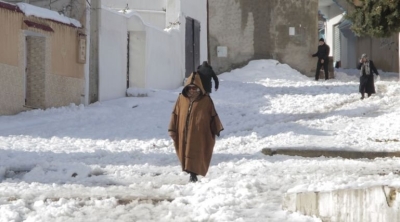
[
  {"xmin": 361, "ymin": 93, "xmax": 365, "ymax": 100},
  {"xmin": 189, "ymin": 172, "xmax": 198, "ymax": 183}
]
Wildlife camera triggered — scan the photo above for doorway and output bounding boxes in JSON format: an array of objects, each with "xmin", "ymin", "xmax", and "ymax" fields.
[
  {"xmin": 128, "ymin": 31, "xmax": 146, "ymax": 88},
  {"xmin": 185, "ymin": 17, "xmax": 200, "ymax": 77},
  {"xmin": 25, "ymin": 35, "xmax": 46, "ymax": 108}
]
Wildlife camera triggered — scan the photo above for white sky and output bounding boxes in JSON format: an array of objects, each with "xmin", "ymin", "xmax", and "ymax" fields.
[{"xmin": 1, "ymin": 59, "xmax": 400, "ymax": 221}]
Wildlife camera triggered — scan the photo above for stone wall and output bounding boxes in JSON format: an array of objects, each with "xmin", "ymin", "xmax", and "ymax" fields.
[
  {"xmin": 357, "ymin": 35, "xmax": 399, "ymax": 73},
  {"xmin": 208, "ymin": 0, "xmax": 318, "ymax": 76}
]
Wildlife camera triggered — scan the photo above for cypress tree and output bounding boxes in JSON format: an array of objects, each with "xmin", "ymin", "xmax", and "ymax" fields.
[{"xmin": 345, "ymin": 0, "xmax": 400, "ymax": 37}]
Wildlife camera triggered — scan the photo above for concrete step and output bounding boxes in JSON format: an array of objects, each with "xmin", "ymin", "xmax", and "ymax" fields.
[
  {"xmin": 261, "ymin": 148, "xmax": 400, "ymax": 159},
  {"xmin": 283, "ymin": 186, "xmax": 400, "ymax": 222},
  {"xmin": 266, "ymin": 148, "xmax": 400, "ymax": 221}
]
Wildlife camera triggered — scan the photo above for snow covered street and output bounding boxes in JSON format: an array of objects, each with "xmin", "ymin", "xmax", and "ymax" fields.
[{"xmin": 1, "ymin": 60, "xmax": 400, "ymax": 221}]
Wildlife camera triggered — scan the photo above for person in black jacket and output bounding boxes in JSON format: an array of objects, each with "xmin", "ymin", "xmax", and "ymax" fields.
[
  {"xmin": 357, "ymin": 53, "xmax": 380, "ymax": 100},
  {"xmin": 312, "ymin": 38, "xmax": 330, "ymax": 80},
  {"xmin": 197, "ymin": 61, "xmax": 219, "ymax": 94}
]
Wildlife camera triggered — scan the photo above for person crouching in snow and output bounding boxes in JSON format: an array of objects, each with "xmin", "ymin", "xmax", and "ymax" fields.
[
  {"xmin": 357, "ymin": 53, "xmax": 380, "ymax": 100},
  {"xmin": 168, "ymin": 72, "xmax": 224, "ymax": 183}
]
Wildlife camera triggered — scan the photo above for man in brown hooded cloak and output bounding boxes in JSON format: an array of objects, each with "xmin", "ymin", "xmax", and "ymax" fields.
[{"xmin": 168, "ymin": 72, "xmax": 224, "ymax": 182}]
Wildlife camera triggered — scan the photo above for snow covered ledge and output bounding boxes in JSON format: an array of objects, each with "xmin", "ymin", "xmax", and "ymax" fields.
[{"xmin": 283, "ymin": 186, "xmax": 400, "ymax": 222}]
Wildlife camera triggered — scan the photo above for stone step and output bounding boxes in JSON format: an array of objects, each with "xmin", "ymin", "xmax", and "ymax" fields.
[{"xmin": 261, "ymin": 148, "xmax": 400, "ymax": 159}]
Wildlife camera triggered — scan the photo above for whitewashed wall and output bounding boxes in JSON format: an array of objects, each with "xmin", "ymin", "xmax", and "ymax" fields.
[
  {"xmin": 124, "ymin": 12, "xmax": 181, "ymax": 90},
  {"xmin": 166, "ymin": 0, "xmax": 180, "ymax": 28},
  {"xmin": 98, "ymin": 9, "xmax": 128, "ymax": 101},
  {"xmin": 326, "ymin": 14, "xmax": 343, "ymax": 57},
  {"xmin": 102, "ymin": 0, "xmax": 167, "ymax": 29},
  {"xmin": 98, "ymin": 0, "xmax": 208, "ymax": 101},
  {"xmin": 128, "ymin": 0, "xmax": 207, "ymax": 90},
  {"xmin": 145, "ymin": 28, "xmax": 182, "ymax": 90},
  {"xmin": 136, "ymin": 11, "xmax": 166, "ymax": 29},
  {"xmin": 321, "ymin": 5, "xmax": 344, "ymax": 58},
  {"xmin": 102, "ymin": 0, "xmax": 166, "ymax": 11}
]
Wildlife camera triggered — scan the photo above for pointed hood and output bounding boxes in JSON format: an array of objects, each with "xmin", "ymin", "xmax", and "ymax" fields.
[{"xmin": 182, "ymin": 72, "xmax": 206, "ymax": 97}]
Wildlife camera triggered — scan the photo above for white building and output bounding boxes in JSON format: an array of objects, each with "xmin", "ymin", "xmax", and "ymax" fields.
[
  {"xmin": 318, "ymin": 0, "xmax": 350, "ymax": 68},
  {"xmin": 318, "ymin": 0, "xmax": 398, "ymax": 72},
  {"xmin": 99, "ymin": 0, "xmax": 208, "ymax": 102}
]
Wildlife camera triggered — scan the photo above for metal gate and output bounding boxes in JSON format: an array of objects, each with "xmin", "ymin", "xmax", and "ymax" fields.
[{"xmin": 185, "ymin": 17, "xmax": 200, "ymax": 77}]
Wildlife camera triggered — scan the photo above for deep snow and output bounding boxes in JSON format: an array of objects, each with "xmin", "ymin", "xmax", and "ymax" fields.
[{"xmin": 1, "ymin": 60, "xmax": 400, "ymax": 222}]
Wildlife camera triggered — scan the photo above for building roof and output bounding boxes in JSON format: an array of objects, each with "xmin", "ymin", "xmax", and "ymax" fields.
[{"xmin": 0, "ymin": 0, "xmax": 81, "ymax": 28}]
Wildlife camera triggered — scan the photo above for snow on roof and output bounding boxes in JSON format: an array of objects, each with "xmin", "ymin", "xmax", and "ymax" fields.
[
  {"xmin": 17, "ymin": 3, "xmax": 81, "ymax": 27},
  {"xmin": 101, "ymin": 5, "xmax": 167, "ymax": 32},
  {"xmin": 0, "ymin": 1, "xmax": 81, "ymax": 28}
]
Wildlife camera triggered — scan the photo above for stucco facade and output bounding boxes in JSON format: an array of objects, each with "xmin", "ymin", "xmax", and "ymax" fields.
[
  {"xmin": 0, "ymin": 8, "xmax": 24, "ymax": 115},
  {"xmin": 0, "ymin": 62, "xmax": 25, "ymax": 115},
  {"xmin": 208, "ymin": 0, "xmax": 319, "ymax": 76},
  {"xmin": 0, "ymin": 3, "xmax": 85, "ymax": 115}
]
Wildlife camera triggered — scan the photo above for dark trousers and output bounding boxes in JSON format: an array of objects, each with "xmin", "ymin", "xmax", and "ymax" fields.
[
  {"xmin": 315, "ymin": 59, "xmax": 329, "ymax": 80},
  {"xmin": 359, "ymin": 75, "xmax": 375, "ymax": 98}
]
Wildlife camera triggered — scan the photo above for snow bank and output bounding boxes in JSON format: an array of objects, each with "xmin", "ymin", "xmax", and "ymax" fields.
[
  {"xmin": 219, "ymin": 60, "xmax": 311, "ymax": 82},
  {"xmin": 0, "ymin": 58, "xmax": 400, "ymax": 221},
  {"xmin": 126, "ymin": 88, "xmax": 156, "ymax": 97}
]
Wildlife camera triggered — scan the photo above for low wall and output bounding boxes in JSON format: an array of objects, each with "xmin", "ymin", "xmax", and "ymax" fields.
[{"xmin": 283, "ymin": 186, "xmax": 400, "ymax": 222}]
